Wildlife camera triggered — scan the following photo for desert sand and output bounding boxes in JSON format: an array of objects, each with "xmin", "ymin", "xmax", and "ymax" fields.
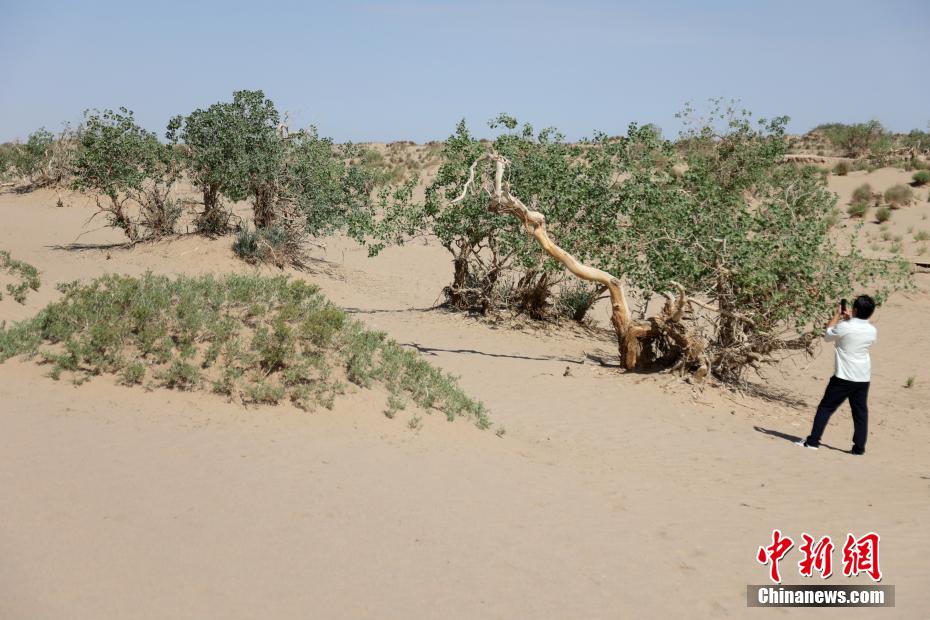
[{"xmin": 1, "ymin": 168, "xmax": 929, "ymax": 618}]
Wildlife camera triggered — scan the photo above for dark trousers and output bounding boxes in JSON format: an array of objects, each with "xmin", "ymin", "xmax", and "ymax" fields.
[{"xmin": 806, "ymin": 376, "xmax": 869, "ymax": 452}]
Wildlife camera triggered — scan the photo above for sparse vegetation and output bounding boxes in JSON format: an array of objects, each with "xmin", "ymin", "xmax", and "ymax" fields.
[
  {"xmin": 380, "ymin": 100, "xmax": 910, "ymax": 383},
  {"xmin": 914, "ymin": 230, "xmax": 930, "ymax": 242},
  {"xmin": 1, "ymin": 127, "xmax": 75, "ymax": 190},
  {"xmin": 852, "ymin": 184, "xmax": 873, "ymax": 204},
  {"xmin": 884, "ymin": 184, "xmax": 913, "ymax": 207},
  {"xmin": 816, "ymin": 121, "xmax": 889, "ymax": 158},
  {"xmin": 0, "ymin": 250, "xmax": 41, "ymax": 303},
  {"xmin": 904, "ymin": 376, "xmax": 915, "ymax": 388},
  {"xmin": 913, "ymin": 170, "xmax": 930, "ymax": 186},
  {"xmin": 832, "ymin": 161, "xmax": 850, "ymax": 176},
  {"xmin": 876, "ymin": 206, "xmax": 892, "ymax": 223},
  {"xmin": 847, "ymin": 202, "xmax": 868, "ymax": 218},
  {"xmin": 0, "ymin": 273, "xmax": 489, "ymax": 427},
  {"xmin": 232, "ymin": 226, "xmax": 306, "ymax": 268}
]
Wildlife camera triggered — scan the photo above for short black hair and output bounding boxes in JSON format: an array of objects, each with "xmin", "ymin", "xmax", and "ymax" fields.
[{"xmin": 853, "ymin": 295, "xmax": 875, "ymax": 319}]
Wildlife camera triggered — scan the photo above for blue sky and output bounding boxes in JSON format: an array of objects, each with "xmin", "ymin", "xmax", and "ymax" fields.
[{"xmin": 1, "ymin": 0, "xmax": 928, "ymax": 143}]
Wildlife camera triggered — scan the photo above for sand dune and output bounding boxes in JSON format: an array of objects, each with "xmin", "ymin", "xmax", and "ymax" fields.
[{"xmin": 1, "ymin": 179, "xmax": 929, "ymax": 618}]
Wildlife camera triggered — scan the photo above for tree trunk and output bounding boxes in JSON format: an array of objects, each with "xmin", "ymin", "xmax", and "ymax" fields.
[
  {"xmin": 253, "ymin": 185, "xmax": 276, "ymax": 229},
  {"xmin": 452, "ymin": 154, "xmax": 705, "ymax": 374}
]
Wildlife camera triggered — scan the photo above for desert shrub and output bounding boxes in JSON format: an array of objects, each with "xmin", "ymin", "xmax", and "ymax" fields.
[
  {"xmin": 913, "ymin": 170, "xmax": 930, "ymax": 186},
  {"xmin": 169, "ymin": 91, "xmax": 378, "ymax": 247},
  {"xmin": 0, "ymin": 273, "xmax": 489, "ymax": 426},
  {"xmin": 914, "ymin": 230, "xmax": 930, "ymax": 242},
  {"xmin": 71, "ymin": 108, "xmax": 181, "ymax": 241},
  {"xmin": 9, "ymin": 128, "xmax": 54, "ymax": 182},
  {"xmin": 232, "ymin": 225, "xmax": 306, "ymax": 268},
  {"xmin": 852, "ymin": 183, "xmax": 873, "ymax": 204},
  {"xmin": 557, "ymin": 281, "xmax": 605, "ymax": 322},
  {"xmin": 832, "ymin": 161, "xmax": 850, "ymax": 176},
  {"xmin": 2, "ymin": 127, "xmax": 75, "ymax": 190},
  {"xmin": 280, "ymin": 127, "xmax": 377, "ymax": 240},
  {"xmin": 370, "ymin": 114, "xmax": 621, "ymax": 318},
  {"xmin": 902, "ymin": 129, "xmax": 930, "ymax": 154},
  {"xmin": 427, "ymin": 100, "xmax": 910, "ymax": 382},
  {"xmin": 167, "ymin": 90, "xmax": 284, "ymax": 232},
  {"xmin": 0, "ymin": 250, "xmax": 41, "ymax": 303},
  {"xmin": 817, "ymin": 120, "xmax": 889, "ymax": 157},
  {"xmin": 884, "ymin": 184, "xmax": 913, "ymax": 207},
  {"xmin": 847, "ymin": 202, "xmax": 869, "ymax": 218},
  {"xmin": 613, "ymin": 102, "xmax": 907, "ymax": 382},
  {"xmin": 876, "ymin": 206, "xmax": 892, "ymax": 222}
]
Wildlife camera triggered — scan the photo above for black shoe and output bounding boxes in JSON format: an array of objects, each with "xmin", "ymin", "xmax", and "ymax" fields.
[{"xmin": 851, "ymin": 447, "xmax": 865, "ymax": 456}]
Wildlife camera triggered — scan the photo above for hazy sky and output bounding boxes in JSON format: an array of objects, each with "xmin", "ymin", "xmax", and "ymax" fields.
[{"xmin": 1, "ymin": 0, "xmax": 928, "ymax": 143}]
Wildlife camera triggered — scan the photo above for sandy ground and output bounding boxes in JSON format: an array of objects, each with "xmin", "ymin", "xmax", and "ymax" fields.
[{"xmin": 1, "ymin": 179, "xmax": 929, "ymax": 619}]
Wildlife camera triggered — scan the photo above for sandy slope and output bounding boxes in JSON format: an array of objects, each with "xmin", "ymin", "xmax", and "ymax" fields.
[{"xmin": 1, "ymin": 182, "xmax": 929, "ymax": 619}]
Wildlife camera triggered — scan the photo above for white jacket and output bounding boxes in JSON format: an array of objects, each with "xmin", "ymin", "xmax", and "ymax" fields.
[{"xmin": 824, "ymin": 318, "xmax": 877, "ymax": 382}]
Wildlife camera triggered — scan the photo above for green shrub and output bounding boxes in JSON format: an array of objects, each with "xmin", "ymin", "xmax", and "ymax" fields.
[
  {"xmin": 71, "ymin": 108, "xmax": 181, "ymax": 241},
  {"xmin": 232, "ymin": 226, "xmax": 305, "ymax": 267},
  {"xmin": 817, "ymin": 121, "xmax": 888, "ymax": 157},
  {"xmin": 914, "ymin": 230, "xmax": 930, "ymax": 242},
  {"xmin": 847, "ymin": 202, "xmax": 869, "ymax": 218},
  {"xmin": 168, "ymin": 90, "xmax": 377, "ymax": 240},
  {"xmin": 832, "ymin": 161, "xmax": 850, "ymax": 176},
  {"xmin": 851, "ymin": 183, "xmax": 873, "ymax": 204},
  {"xmin": 913, "ymin": 170, "xmax": 930, "ymax": 186},
  {"xmin": 0, "ymin": 250, "xmax": 40, "ymax": 303},
  {"xmin": 0, "ymin": 273, "xmax": 489, "ymax": 427},
  {"xmin": 557, "ymin": 281, "xmax": 604, "ymax": 322},
  {"xmin": 884, "ymin": 184, "xmax": 913, "ymax": 207},
  {"xmin": 121, "ymin": 362, "xmax": 146, "ymax": 385},
  {"xmin": 10, "ymin": 129, "xmax": 54, "ymax": 182},
  {"xmin": 876, "ymin": 206, "xmax": 892, "ymax": 222}
]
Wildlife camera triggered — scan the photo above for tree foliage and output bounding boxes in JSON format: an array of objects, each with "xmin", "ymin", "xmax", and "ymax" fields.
[
  {"xmin": 372, "ymin": 115, "xmax": 619, "ymax": 317},
  {"xmin": 167, "ymin": 90, "xmax": 284, "ymax": 232},
  {"xmin": 815, "ymin": 120, "xmax": 890, "ymax": 158},
  {"xmin": 72, "ymin": 108, "xmax": 181, "ymax": 241},
  {"xmin": 373, "ymin": 101, "xmax": 910, "ymax": 382},
  {"xmin": 167, "ymin": 90, "xmax": 378, "ymax": 260},
  {"xmin": 1, "ymin": 127, "xmax": 75, "ymax": 189}
]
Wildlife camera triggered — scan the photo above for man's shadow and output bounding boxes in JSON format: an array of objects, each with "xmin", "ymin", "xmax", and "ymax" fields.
[{"xmin": 753, "ymin": 426, "xmax": 853, "ymax": 454}]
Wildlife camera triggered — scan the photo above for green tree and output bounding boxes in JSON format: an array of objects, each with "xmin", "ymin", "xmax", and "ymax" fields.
[
  {"xmin": 398, "ymin": 101, "xmax": 910, "ymax": 382},
  {"xmin": 171, "ymin": 90, "xmax": 285, "ymax": 229},
  {"xmin": 816, "ymin": 120, "xmax": 888, "ymax": 157},
  {"xmin": 10, "ymin": 128, "xmax": 55, "ymax": 183},
  {"xmin": 371, "ymin": 115, "xmax": 619, "ymax": 317},
  {"xmin": 72, "ymin": 108, "xmax": 181, "ymax": 241},
  {"xmin": 167, "ymin": 90, "xmax": 285, "ymax": 233},
  {"xmin": 282, "ymin": 128, "xmax": 377, "ymax": 240}
]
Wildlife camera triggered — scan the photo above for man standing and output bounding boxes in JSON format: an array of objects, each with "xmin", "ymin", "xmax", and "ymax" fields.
[{"xmin": 799, "ymin": 295, "xmax": 877, "ymax": 455}]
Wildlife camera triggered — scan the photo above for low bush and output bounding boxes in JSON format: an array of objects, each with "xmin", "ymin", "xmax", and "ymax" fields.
[
  {"xmin": 0, "ymin": 273, "xmax": 489, "ymax": 427},
  {"xmin": 851, "ymin": 183, "xmax": 873, "ymax": 204},
  {"xmin": 232, "ymin": 226, "xmax": 307, "ymax": 268},
  {"xmin": 0, "ymin": 250, "xmax": 40, "ymax": 303},
  {"xmin": 875, "ymin": 206, "xmax": 892, "ymax": 223},
  {"xmin": 913, "ymin": 170, "xmax": 930, "ymax": 186},
  {"xmin": 557, "ymin": 281, "xmax": 604, "ymax": 323},
  {"xmin": 832, "ymin": 161, "xmax": 850, "ymax": 176},
  {"xmin": 847, "ymin": 202, "xmax": 869, "ymax": 218},
  {"xmin": 884, "ymin": 184, "xmax": 913, "ymax": 207},
  {"xmin": 1, "ymin": 128, "xmax": 75, "ymax": 190}
]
